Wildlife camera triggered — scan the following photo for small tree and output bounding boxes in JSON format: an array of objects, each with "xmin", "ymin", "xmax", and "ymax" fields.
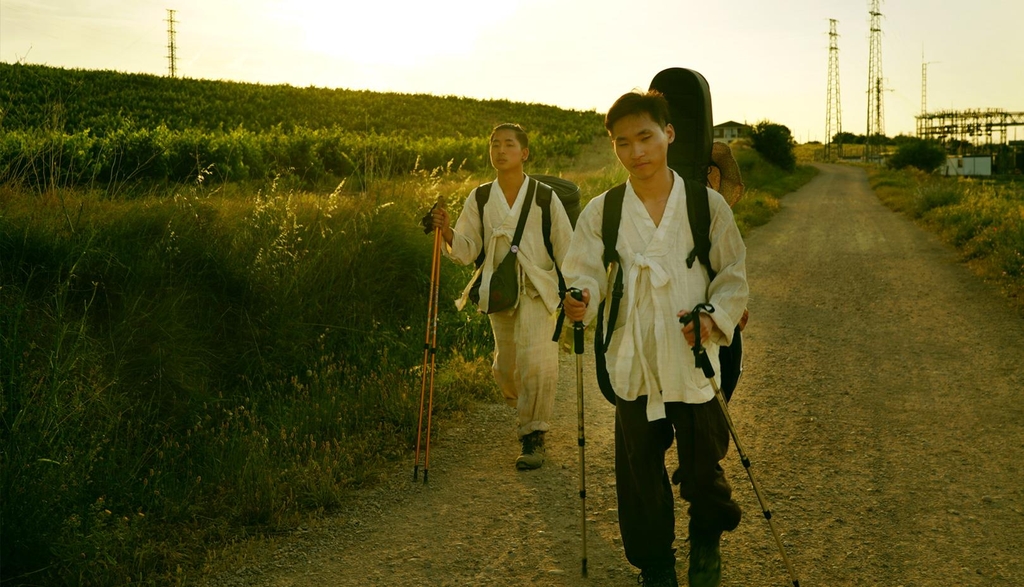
[
  {"xmin": 750, "ymin": 121, "xmax": 796, "ymax": 171},
  {"xmin": 832, "ymin": 131, "xmax": 859, "ymax": 145},
  {"xmin": 887, "ymin": 138, "xmax": 947, "ymax": 173}
]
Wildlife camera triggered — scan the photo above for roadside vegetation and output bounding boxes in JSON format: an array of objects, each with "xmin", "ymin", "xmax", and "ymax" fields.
[
  {"xmin": 730, "ymin": 139, "xmax": 818, "ymax": 234},
  {"xmin": 1, "ymin": 64, "xmax": 815, "ymax": 586},
  {"xmin": 869, "ymin": 169, "xmax": 1024, "ymax": 309}
]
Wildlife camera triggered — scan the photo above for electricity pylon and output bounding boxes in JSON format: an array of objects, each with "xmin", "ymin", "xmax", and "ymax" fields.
[
  {"xmin": 825, "ymin": 19, "xmax": 843, "ymax": 161},
  {"xmin": 865, "ymin": 0, "xmax": 884, "ymax": 162},
  {"xmin": 166, "ymin": 9, "xmax": 178, "ymax": 78}
]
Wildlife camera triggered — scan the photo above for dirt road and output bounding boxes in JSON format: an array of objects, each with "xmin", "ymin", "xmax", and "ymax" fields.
[{"xmin": 199, "ymin": 164, "xmax": 1024, "ymax": 586}]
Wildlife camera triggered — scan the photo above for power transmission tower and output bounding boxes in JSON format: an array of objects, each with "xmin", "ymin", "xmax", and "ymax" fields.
[
  {"xmin": 825, "ymin": 19, "xmax": 843, "ymax": 161},
  {"xmin": 166, "ymin": 9, "xmax": 178, "ymax": 78},
  {"xmin": 865, "ymin": 0, "xmax": 884, "ymax": 162},
  {"xmin": 918, "ymin": 52, "xmax": 937, "ymax": 137}
]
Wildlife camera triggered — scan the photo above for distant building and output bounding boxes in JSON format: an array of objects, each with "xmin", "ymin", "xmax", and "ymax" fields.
[
  {"xmin": 713, "ymin": 121, "xmax": 751, "ymax": 144},
  {"xmin": 944, "ymin": 155, "xmax": 992, "ymax": 177}
]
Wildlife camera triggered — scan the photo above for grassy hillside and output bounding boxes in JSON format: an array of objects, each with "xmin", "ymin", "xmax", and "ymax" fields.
[
  {"xmin": 0, "ymin": 63, "xmax": 602, "ymax": 137},
  {"xmin": 0, "ymin": 63, "xmax": 605, "ymax": 190}
]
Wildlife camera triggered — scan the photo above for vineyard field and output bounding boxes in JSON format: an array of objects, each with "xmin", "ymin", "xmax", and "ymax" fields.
[{"xmin": 0, "ymin": 63, "xmax": 606, "ymax": 189}]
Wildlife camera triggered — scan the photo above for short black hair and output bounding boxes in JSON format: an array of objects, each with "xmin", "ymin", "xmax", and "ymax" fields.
[
  {"xmin": 490, "ymin": 123, "xmax": 529, "ymax": 149},
  {"xmin": 605, "ymin": 91, "xmax": 671, "ymax": 134}
]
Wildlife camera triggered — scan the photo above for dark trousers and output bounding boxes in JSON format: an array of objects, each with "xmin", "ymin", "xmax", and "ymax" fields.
[{"xmin": 615, "ymin": 394, "xmax": 742, "ymax": 570}]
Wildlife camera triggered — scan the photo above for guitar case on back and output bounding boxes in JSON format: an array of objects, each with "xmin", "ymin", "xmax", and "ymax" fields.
[
  {"xmin": 649, "ymin": 67, "xmax": 743, "ymax": 402},
  {"xmin": 649, "ymin": 68, "xmax": 714, "ymax": 182}
]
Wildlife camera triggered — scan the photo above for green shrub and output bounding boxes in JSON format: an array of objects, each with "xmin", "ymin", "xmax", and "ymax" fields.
[
  {"xmin": 749, "ymin": 121, "xmax": 796, "ymax": 172},
  {"xmin": 730, "ymin": 144, "xmax": 818, "ymax": 234},
  {"xmin": 888, "ymin": 138, "xmax": 947, "ymax": 173}
]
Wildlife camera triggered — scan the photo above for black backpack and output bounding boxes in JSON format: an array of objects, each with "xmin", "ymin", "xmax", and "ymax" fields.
[
  {"xmin": 593, "ymin": 178, "xmax": 743, "ymax": 405},
  {"xmin": 468, "ymin": 176, "xmax": 580, "ymax": 331}
]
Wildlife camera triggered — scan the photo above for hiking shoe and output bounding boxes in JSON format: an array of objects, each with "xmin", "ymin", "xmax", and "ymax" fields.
[
  {"xmin": 637, "ymin": 565, "xmax": 679, "ymax": 587},
  {"xmin": 687, "ymin": 533, "xmax": 722, "ymax": 587},
  {"xmin": 515, "ymin": 431, "xmax": 545, "ymax": 470}
]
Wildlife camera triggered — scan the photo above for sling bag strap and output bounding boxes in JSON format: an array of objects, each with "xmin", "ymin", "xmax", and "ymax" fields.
[{"xmin": 509, "ymin": 178, "xmax": 538, "ymax": 249}]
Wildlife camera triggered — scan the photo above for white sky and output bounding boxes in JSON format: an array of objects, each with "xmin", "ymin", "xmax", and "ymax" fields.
[{"xmin": 2, "ymin": 0, "xmax": 1023, "ymax": 142}]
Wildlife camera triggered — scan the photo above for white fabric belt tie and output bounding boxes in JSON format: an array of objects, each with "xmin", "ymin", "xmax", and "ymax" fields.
[{"xmin": 613, "ymin": 252, "xmax": 671, "ymax": 421}]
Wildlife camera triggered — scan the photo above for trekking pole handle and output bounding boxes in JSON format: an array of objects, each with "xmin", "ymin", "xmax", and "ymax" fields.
[
  {"xmin": 569, "ymin": 288, "xmax": 584, "ymax": 355},
  {"xmin": 679, "ymin": 303, "xmax": 716, "ymax": 378}
]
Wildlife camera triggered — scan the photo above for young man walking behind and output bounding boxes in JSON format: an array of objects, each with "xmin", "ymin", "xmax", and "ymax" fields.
[
  {"xmin": 426, "ymin": 123, "xmax": 573, "ymax": 470},
  {"xmin": 562, "ymin": 92, "xmax": 749, "ymax": 587}
]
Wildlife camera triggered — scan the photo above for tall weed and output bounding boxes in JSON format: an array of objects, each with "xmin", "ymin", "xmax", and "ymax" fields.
[{"xmin": 0, "ymin": 170, "xmax": 494, "ymax": 585}]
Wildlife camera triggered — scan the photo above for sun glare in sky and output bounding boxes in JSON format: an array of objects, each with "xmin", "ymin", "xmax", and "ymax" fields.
[
  {"xmin": 1, "ymin": 0, "xmax": 1022, "ymax": 142},
  {"xmin": 283, "ymin": 1, "xmax": 519, "ymax": 67}
]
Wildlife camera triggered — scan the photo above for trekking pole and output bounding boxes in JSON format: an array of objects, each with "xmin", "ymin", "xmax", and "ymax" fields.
[
  {"xmin": 421, "ymin": 217, "xmax": 443, "ymax": 484},
  {"xmin": 568, "ymin": 287, "xmax": 588, "ymax": 577},
  {"xmin": 681, "ymin": 304, "xmax": 800, "ymax": 587},
  {"xmin": 414, "ymin": 200, "xmax": 444, "ymax": 483}
]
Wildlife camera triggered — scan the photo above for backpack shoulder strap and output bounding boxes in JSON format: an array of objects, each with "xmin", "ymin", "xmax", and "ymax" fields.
[
  {"xmin": 473, "ymin": 183, "xmax": 492, "ymax": 268},
  {"xmin": 535, "ymin": 180, "xmax": 555, "ymax": 261},
  {"xmin": 535, "ymin": 182, "xmax": 571, "ymax": 341},
  {"xmin": 683, "ymin": 178, "xmax": 716, "ymax": 281},
  {"xmin": 602, "ymin": 184, "xmax": 627, "ymax": 266},
  {"xmin": 597, "ymin": 184, "xmax": 627, "ymax": 351}
]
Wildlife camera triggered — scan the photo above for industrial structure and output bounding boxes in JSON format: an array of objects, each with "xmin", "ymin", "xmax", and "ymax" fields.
[
  {"xmin": 916, "ymin": 109, "xmax": 1024, "ymax": 147},
  {"xmin": 865, "ymin": 0, "xmax": 885, "ymax": 162},
  {"xmin": 166, "ymin": 9, "xmax": 178, "ymax": 78},
  {"xmin": 917, "ymin": 109, "xmax": 1024, "ymax": 174},
  {"xmin": 824, "ymin": 19, "xmax": 842, "ymax": 160}
]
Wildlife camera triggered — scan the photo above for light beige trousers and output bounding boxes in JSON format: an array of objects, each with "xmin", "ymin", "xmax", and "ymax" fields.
[{"xmin": 487, "ymin": 287, "xmax": 559, "ymax": 438}]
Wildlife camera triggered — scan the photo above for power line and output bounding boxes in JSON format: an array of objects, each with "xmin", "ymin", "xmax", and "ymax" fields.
[
  {"xmin": 825, "ymin": 19, "xmax": 843, "ymax": 160},
  {"xmin": 166, "ymin": 9, "xmax": 178, "ymax": 78}
]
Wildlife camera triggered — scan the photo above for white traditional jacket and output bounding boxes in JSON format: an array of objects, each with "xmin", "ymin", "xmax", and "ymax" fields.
[
  {"xmin": 446, "ymin": 174, "xmax": 573, "ymax": 315},
  {"xmin": 562, "ymin": 171, "xmax": 749, "ymax": 421}
]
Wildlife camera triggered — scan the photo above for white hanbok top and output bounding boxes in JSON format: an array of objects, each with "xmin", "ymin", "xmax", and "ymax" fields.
[
  {"xmin": 562, "ymin": 170, "xmax": 749, "ymax": 421},
  {"xmin": 446, "ymin": 174, "xmax": 573, "ymax": 315}
]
